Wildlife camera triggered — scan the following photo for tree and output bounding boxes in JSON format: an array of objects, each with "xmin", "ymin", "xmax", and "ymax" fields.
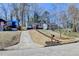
[
  {"xmin": 20, "ymin": 3, "xmax": 26, "ymax": 27},
  {"xmin": 43, "ymin": 11, "xmax": 50, "ymax": 23},
  {"xmin": 10, "ymin": 4, "xmax": 20, "ymax": 27},
  {"xmin": 33, "ymin": 11, "xmax": 39, "ymax": 23},
  {"xmin": 32, "ymin": 4, "xmax": 42, "ymax": 23},
  {"xmin": 59, "ymin": 11, "xmax": 68, "ymax": 29},
  {"xmin": 68, "ymin": 4, "xmax": 79, "ymax": 32},
  {"xmin": 20, "ymin": 3, "xmax": 31, "ymax": 27},
  {"xmin": 0, "ymin": 4, "xmax": 8, "ymax": 20},
  {"xmin": 11, "ymin": 3, "xmax": 30, "ymax": 27},
  {"xmin": 26, "ymin": 4, "xmax": 30, "ymax": 23}
]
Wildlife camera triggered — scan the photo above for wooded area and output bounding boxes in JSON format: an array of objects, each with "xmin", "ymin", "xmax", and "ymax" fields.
[{"xmin": 0, "ymin": 4, "xmax": 79, "ymax": 33}]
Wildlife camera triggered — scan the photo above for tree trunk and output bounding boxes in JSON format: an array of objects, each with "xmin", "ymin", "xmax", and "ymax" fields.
[
  {"xmin": 72, "ymin": 19, "xmax": 77, "ymax": 32},
  {"xmin": 72, "ymin": 24, "xmax": 77, "ymax": 32}
]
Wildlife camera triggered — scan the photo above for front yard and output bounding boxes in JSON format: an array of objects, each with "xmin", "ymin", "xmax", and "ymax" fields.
[
  {"xmin": 0, "ymin": 31, "xmax": 21, "ymax": 49},
  {"xmin": 55, "ymin": 29, "xmax": 79, "ymax": 38},
  {"xmin": 29, "ymin": 30, "xmax": 79, "ymax": 47}
]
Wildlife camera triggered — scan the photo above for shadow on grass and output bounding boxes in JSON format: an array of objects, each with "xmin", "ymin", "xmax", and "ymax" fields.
[
  {"xmin": 0, "ymin": 49, "xmax": 9, "ymax": 51},
  {"xmin": 45, "ymin": 41, "xmax": 61, "ymax": 47},
  {"xmin": 45, "ymin": 40, "xmax": 79, "ymax": 47}
]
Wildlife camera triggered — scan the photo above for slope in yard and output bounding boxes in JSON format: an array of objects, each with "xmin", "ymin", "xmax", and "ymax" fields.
[
  {"xmin": 0, "ymin": 31, "xmax": 21, "ymax": 49},
  {"xmin": 29, "ymin": 30, "xmax": 51, "ymax": 47},
  {"xmin": 29, "ymin": 30, "xmax": 79, "ymax": 46}
]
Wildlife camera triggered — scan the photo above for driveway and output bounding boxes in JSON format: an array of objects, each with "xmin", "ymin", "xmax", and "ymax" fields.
[{"xmin": 6, "ymin": 31, "xmax": 38, "ymax": 50}]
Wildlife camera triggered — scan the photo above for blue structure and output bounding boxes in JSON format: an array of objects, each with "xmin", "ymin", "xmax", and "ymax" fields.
[
  {"xmin": 6, "ymin": 18, "xmax": 20, "ymax": 31},
  {"xmin": 7, "ymin": 18, "xmax": 19, "ymax": 27},
  {"xmin": 0, "ymin": 19, "xmax": 7, "ymax": 31}
]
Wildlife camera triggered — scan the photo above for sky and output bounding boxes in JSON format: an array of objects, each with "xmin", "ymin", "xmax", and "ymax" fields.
[
  {"xmin": 39, "ymin": 3, "xmax": 79, "ymax": 13},
  {"xmin": 38, "ymin": 3, "xmax": 69, "ymax": 12},
  {"xmin": 38, "ymin": 4, "xmax": 79, "ymax": 25},
  {"xmin": 38, "ymin": 3, "xmax": 69, "ymax": 25}
]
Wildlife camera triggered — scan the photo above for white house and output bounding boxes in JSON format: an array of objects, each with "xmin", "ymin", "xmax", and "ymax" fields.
[{"xmin": 43, "ymin": 23, "xmax": 48, "ymax": 30}]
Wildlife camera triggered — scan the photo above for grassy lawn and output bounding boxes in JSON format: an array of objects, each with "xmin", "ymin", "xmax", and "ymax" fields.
[
  {"xmin": 0, "ymin": 31, "xmax": 21, "ymax": 49},
  {"xmin": 29, "ymin": 30, "xmax": 50, "ymax": 47},
  {"xmin": 55, "ymin": 29, "xmax": 79, "ymax": 38},
  {"xmin": 38, "ymin": 29, "xmax": 72, "ymax": 39},
  {"xmin": 29, "ymin": 30, "xmax": 79, "ymax": 47}
]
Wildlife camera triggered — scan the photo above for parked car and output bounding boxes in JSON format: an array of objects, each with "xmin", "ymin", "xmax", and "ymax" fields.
[
  {"xmin": 27, "ymin": 24, "xmax": 33, "ymax": 30},
  {"xmin": 37, "ymin": 24, "xmax": 43, "ymax": 29}
]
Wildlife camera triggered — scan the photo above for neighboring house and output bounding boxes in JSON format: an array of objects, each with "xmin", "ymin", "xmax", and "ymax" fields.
[
  {"xmin": 0, "ymin": 18, "xmax": 19, "ymax": 31},
  {"xmin": 26, "ymin": 18, "xmax": 59, "ymax": 30},
  {"xmin": 0, "ymin": 19, "xmax": 6, "ymax": 31},
  {"xmin": 43, "ymin": 23, "xmax": 48, "ymax": 29}
]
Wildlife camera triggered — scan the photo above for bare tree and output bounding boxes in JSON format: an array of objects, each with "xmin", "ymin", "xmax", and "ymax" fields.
[
  {"xmin": 11, "ymin": 3, "xmax": 29, "ymax": 27},
  {"xmin": 20, "ymin": 3, "xmax": 30, "ymax": 27},
  {"xmin": 68, "ymin": 4, "xmax": 79, "ymax": 32},
  {"xmin": 31, "ymin": 4, "xmax": 43, "ymax": 23},
  {"xmin": 10, "ymin": 3, "xmax": 20, "ymax": 27},
  {"xmin": 0, "ymin": 4, "xmax": 8, "ymax": 20},
  {"xmin": 59, "ymin": 11, "xmax": 68, "ymax": 29}
]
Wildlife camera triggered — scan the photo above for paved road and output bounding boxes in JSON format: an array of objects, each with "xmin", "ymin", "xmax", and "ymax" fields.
[{"xmin": 1, "ymin": 42, "xmax": 79, "ymax": 56}]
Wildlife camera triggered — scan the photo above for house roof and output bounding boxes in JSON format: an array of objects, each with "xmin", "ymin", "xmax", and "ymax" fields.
[{"xmin": 0, "ymin": 19, "xmax": 6, "ymax": 23}]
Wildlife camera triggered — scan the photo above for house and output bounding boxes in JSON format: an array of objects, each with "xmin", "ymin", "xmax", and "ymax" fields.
[
  {"xmin": 0, "ymin": 19, "xmax": 6, "ymax": 31},
  {"xmin": 43, "ymin": 23, "xmax": 48, "ymax": 29},
  {"xmin": 0, "ymin": 18, "xmax": 21, "ymax": 31}
]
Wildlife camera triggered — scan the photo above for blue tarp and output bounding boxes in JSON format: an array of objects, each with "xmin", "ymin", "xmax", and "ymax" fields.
[{"xmin": 7, "ymin": 18, "xmax": 19, "ymax": 27}]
